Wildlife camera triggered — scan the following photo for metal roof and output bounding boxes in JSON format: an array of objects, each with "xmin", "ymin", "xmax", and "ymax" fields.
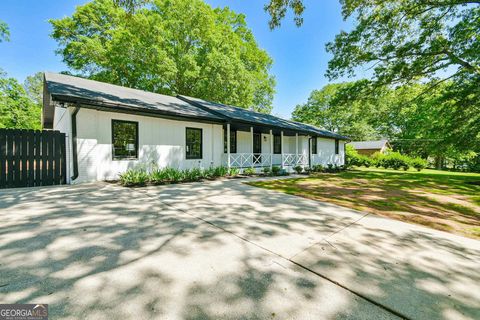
[
  {"xmin": 44, "ymin": 72, "xmax": 224, "ymax": 121},
  {"xmin": 349, "ymin": 140, "xmax": 389, "ymax": 150},
  {"xmin": 44, "ymin": 72, "xmax": 349, "ymax": 140},
  {"xmin": 178, "ymin": 95, "xmax": 349, "ymax": 140}
]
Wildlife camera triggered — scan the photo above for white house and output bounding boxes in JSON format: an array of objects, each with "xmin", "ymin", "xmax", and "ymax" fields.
[{"xmin": 42, "ymin": 72, "xmax": 349, "ymax": 183}]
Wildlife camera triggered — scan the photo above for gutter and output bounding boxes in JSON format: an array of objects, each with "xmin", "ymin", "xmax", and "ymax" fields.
[{"xmin": 71, "ymin": 106, "xmax": 80, "ymax": 181}]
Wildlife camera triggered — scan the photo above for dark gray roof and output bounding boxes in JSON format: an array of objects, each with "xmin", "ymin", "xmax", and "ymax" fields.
[
  {"xmin": 44, "ymin": 72, "xmax": 224, "ymax": 121},
  {"xmin": 178, "ymin": 95, "xmax": 349, "ymax": 140},
  {"xmin": 349, "ymin": 140, "xmax": 389, "ymax": 150},
  {"xmin": 44, "ymin": 72, "xmax": 348, "ymax": 140}
]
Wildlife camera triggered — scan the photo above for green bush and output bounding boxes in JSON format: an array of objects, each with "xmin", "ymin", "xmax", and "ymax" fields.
[
  {"xmin": 182, "ymin": 168, "xmax": 203, "ymax": 182},
  {"xmin": 378, "ymin": 152, "xmax": 410, "ymax": 170},
  {"xmin": 150, "ymin": 167, "xmax": 184, "ymax": 184},
  {"xmin": 243, "ymin": 167, "xmax": 256, "ymax": 176},
  {"xmin": 311, "ymin": 164, "xmax": 324, "ymax": 172},
  {"xmin": 346, "ymin": 145, "xmax": 374, "ymax": 168},
  {"xmin": 410, "ymin": 157, "xmax": 428, "ymax": 171},
  {"xmin": 263, "ymin": 167, "xmax": 271, "ymax": 175},
  {"xmin": 119, "ymin": 168, "xmax": 149, "ymax": 187},
  {"xmin": 213, "ymin": 166, "xmax": 229, "ymax": 177},
  {"xmin": 228, "ymin": 167, "xmax": 240, "ymax": 176},
  {"xmin": 271, "ymin": 166, "xmax": 281, "ymax": 175},
  {"xmin": 293, "ymin": 165, "xmax": 303, "ymax": 174}
]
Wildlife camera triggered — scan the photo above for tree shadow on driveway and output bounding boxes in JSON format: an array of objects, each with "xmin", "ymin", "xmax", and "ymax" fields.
[{"xmin": 0, "ymin": 182, "xmax": 398, "ymax": 319}]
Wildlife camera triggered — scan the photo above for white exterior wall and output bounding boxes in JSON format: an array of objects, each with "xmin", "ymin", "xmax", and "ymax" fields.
[
  {"xmin": 54, "ymin": 107, "xmax": 223, "ymax": 183},
  {"xmin": 53, "ymin": 107, "xmax": 73, "ymax": 183},
  {"xmin": 312, "ymin": 137, "xmax": 345, "ymax": 166}
]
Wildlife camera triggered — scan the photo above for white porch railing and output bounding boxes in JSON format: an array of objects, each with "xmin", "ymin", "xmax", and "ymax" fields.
[{"xmin": 222, "ymin": 153, "xmax": 308, "ymax": 168}]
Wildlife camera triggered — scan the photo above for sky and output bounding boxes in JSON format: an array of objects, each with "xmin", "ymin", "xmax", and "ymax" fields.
[{"xmin": 0, "ymin": 0, "xmax": 356, "ymax": 118}]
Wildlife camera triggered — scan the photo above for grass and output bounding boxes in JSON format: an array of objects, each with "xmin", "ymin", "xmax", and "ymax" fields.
[{"xmin": 248, "ymin": 167, "xmax": 480, "ymax": 239}]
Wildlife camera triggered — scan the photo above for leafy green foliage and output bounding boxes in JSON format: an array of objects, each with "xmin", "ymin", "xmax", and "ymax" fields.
[
  {"xmin": 292, "ymin": 82, "xmax": 381, "ymax": 141},
  {"xmin": 293, "ymin": 165, "xmax": 303, "ymax": 174},
  {"xmin": 271, "ymin": 165, "xmax": 281, "ymax": 175},
  {"xmin": 264, "ymin": 0, "xmax": 305, "ymax": 29},
  {"xmin": 262, "ymin": 167, "xmax": 271, "ymax": 175},
  {"xmin": 50, "ymin": 0, "xmax": 275, "ymax": 113},
  {"xmin": 0, "ymin": 71, "xmax": 41, "ymax": 129},
  {"xmin": 324, "ymin": 1, "xmax": 479, "ymax": 154},
  {"xmin": 228, "ymin": 167, "xmax": 240, "ymax": 176},
  {"xmin": 348, "ymin": 144, "xmax": 428, "ymax": 172},
  {"xmin": 0, "ymin": 19, "xmax": 9, "ymax": 42},
  {"xmin": 243, "ymin": 167, "xmax": 256, "ymax": 176},
  {"xmin": 119, "ymin": 168, "xmax": 148, "ymax": 186},
  {"xmin": 23, "ymin": 72, "xmax": 44, "ymax": 106},
  {"xmin": 410, "ymin": 157, "xmax": 428, "ymax": 172}
]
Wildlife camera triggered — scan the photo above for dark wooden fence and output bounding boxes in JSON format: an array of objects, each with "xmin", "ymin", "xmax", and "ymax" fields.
[{"xmin": 0, "ymin": 129, "xmax": 67, "ymax": 189}]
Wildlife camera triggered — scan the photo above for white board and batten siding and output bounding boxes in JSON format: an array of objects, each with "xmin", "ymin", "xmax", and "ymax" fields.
[
  {"xmin": 55, "ymin": 106, "xmax": 224, "ymax": 183},
  {"xmin": 54, "ymin": 106, "xmax": 345, "ymax": 183},
  {"xmin": 312, "ymin": 137, "xmax": 345, "ymax": 166}
]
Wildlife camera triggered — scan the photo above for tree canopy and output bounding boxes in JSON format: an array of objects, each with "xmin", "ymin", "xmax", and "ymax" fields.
[
  {"xmin": 293, "ymin": 80, "xmax": 480, "ymax": 169},
  {"xmin": 0, "ymin": 19, "xmax": 9, "ymax": 42},
  {"xmin": 0, "ymin": 71, "xmax": 41, "ymax": 130},
  {"xmin": 50, "ymin": 0, "xmax": 275, "ymax": 113}
]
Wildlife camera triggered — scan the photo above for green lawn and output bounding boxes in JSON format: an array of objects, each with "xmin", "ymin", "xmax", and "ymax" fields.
[{"xmin": 248, "ymin": 167, "xmax": 480, "ymax": 239}]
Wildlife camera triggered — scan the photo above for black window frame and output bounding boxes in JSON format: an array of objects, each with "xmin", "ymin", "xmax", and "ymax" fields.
[
  {"xmin": 273, "ymin": 135, "xmax": 282, "ymax": 154},
  {"xmin": 223, "ymin": 128, "xmax": 237, "ymax": 153},
  {"xmin": 312, "ymin": 137, "xmax": 317, "ymax": 154},
  {"xmin": 111, "ymin": 119, "xmax": 139, "ymax": 160},
  {"xmin": 186, "ymin": 127, "xmax": 203, "ymax": 159},
  {"xmin": 335, "ymin": 139, "xmax": 339, "ymax": 155}
]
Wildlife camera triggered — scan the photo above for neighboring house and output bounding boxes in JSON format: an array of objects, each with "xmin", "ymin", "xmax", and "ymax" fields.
[
  {"xmin": 350, "ymin": 140, "xmax": 391, "ymax": 156},
  {"xmin": 43, "ymin": 72, "xmax": 349, "ymax": 183}
]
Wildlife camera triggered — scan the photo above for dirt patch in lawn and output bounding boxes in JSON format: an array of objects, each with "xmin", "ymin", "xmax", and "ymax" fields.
[{"xmin": 249, "ymin": 170, "xmax": 480, "ymax": 239}]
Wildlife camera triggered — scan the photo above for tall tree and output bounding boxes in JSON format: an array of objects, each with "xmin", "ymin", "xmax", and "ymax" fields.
[
  {"xmin": 23, "ymin": 72, "xmax": 44, "ymax": 106},
  {"xmin": 292, "ymin": 82, "xmax": 381, "ymax": 141},
  {"xmin": 326, "ymin": 1, "xmax": 480, "ymax": 91},
  {"xmin": 0, "ymin": 71, "xmax": 41, "ymax": 129},
  {"xmin": 0, "ymin": 19, "xmax": 9, "ymax": 42},
  {"xmin": 50, "ymin": 0, "xmax": 275, "ymax": 113}
]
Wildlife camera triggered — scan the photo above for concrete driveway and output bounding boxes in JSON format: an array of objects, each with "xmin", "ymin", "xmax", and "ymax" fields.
[{"xmin": 0, "ymin": 178, "xmax": 479, "ymax": 320}]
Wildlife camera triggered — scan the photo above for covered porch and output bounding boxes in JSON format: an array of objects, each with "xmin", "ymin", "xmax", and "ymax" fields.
[{"xmin": 221, "ymin": 122, "xmax": 312, "ymax": 170}]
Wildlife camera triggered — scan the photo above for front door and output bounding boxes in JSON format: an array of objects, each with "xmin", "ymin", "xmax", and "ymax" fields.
[{"xmin": 253, "ymin": 133, "xmax": 262, "ymax": 165}]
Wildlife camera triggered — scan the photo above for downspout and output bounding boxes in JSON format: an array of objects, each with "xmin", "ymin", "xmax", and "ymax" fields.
[
  {"xmin": 71, "ymin": 106, "xmax": 80, "ymax": 181},
  {"xmin": 308, "ymin": 137, "xmax": 312, "ymax": 168}
]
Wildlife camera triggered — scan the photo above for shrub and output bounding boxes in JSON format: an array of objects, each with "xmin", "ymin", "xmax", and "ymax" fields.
[
  {"xmin": 263, "ymin": 167, "xmax": 271, "ymax": 175},
  {"xmin": 293, "ymin": 165, "xmax": 303, "ymax": 174},
  {"xmin": 119, "ymin": 168, "xmax": 148, "ymax": 187},
  {"xmin": 346, "ymin": 145, "xmax": 374, "ymax": 168},
  {"xmin": 243, "ymin": 167, "xmax": 256, "ymax": 176},
  {"xmin": 271, "ymin": 166, "xmax": 281, "ymax": 175},
  {"xmin": 312, "ymin": 164, "xmax": 324, "ymax": 172},
  {"xmin": 213, "ymin": 166, "xmax": 229, "ymax": 177},
  {"xmin": 228, "ymin": 167, "xmax": 240, "ymax": 176},
  {"xmin": 202, "ymin": 167, "xmax": 216, "ymax": 179},
  {"xmin": 150, "ymin": 168, "xmax": 168, "ymax": 185},
  {"xmin": 381, "ymin": 152, "xmax": 410, "ymax": 170},
  {"xmin": 150, "ymin": 167, "xmax": 184, "ymax": 184},
  {"xmin": 183, "ymin": 168, "xmax": 203, "ymax": 181},
  {"xmin": 410, "ymin": 157, "xmax": 428, "ymax": 171}
]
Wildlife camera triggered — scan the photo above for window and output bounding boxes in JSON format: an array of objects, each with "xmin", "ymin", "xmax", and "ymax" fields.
[
  {"xmin": 335, "ymin": 139, "xmax": 339, "ymax": 155},
  {"xmin": 186, "ymin": 127, "xmax": 202, "ymax": 159},
  {"xmin": 273, "ymin": 135, "xmax": 282, "ymax": 154},
  {"xmin": 312, "ymin": 137, "xmax": 317, "ymax": 154},
  {"xmin": 223, "ymin": 129, "xmax": 237, "ymax": 153},
  {"xmin": 112, "ymin": 120, "xmax": 138, "ymax": 160}
]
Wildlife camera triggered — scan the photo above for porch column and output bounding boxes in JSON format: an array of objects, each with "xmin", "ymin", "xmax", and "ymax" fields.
[
  {"xmin": 226, "ymin": 123, "xmax": 231, "ymax": 169},
  {"xmin": 295, "ymin": 133, "xmax": 299, "ymax": 165},
  {"xmin": 250, "ymin": 126, "xmax": 254, "ymax": 169},
  {"xmin": 281, "ymin": 131, "xmax": 284, "ymax": 169},
  {"xmin": 269, "ymin": 129, "xmax": 273, "ymax": 169}
]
